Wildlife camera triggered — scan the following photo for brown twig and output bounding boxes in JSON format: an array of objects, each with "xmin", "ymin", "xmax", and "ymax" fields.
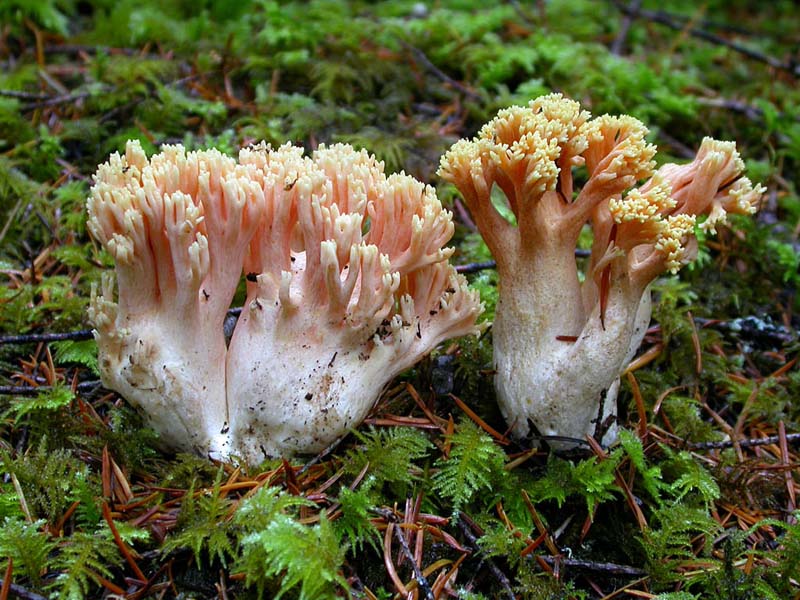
[
  {"xmin": 696, "ymin": 96, "xmax": 800, "ymax": 133},
  {"xmin": 0, "ymin": 329, "xmax": 93, "ymax": 345},
  {"xmin": 373, "ymin": 507, "xmax": 435, "ymax": 600},
  {"xmin": 536, "ymin": 555, "xmax": 648, "ymax": 577},
  {"xmin": 454, "ymin": 261, "xmax": 497, "ymax": 275},
  {"xmin": 687, "ymin": 432, "xmax": 800, "ymax": 450},
  {"xmin": 696, "ymin": 97, "xmax": 766, "ymax": 121},
  {"xmin": 0, "ymin": 89, "xmax": 50, "ymax": 100},
  {"xmin": 42, "ymin": 44, "xmax": 154, "ymax": 57},
  {"xmin": 505, "ymin": 0, "xmax": 535, "ymax": 28},
  {"xmin": 21, "ymin": 91, "xmax": 92, "ymax": 111},
  {"xmin": 695, "ymin": 316, "xmax": 795, "ymax": 346},
  {"xmin": 0, "ymin": 381, "xmax": 102, "ymax": 396},
  {"xmin": 297, "ymin": 434, "xmax": 348, "ymax": 476},
  {"xmin": 614, "ymin": 7, "xmax": 756, "ymax": 37},
  {"xmin": 613, "ymin": 1, "xmax": 800, "ymax": 77},
  {"xmin": 399, "ymin": 40, "xmax": 483, "ymax": 101},
  {"xmin": 455, "ymin": 249, "xmax": 591, "ymax": 275},
  {"xmin": 656, "ymin": 129, "xmax": 697, "ymax": 159},
  {"xmin": 0, "ymin": 580, "xmax": 46, "ymax": 600},
  {"xmin": 610, "ymin": 0, "xmax": 643, "ymax": 55},
  {"xmin": 456, "ymin": 513, "xmax": 516, "ymax": 600}
]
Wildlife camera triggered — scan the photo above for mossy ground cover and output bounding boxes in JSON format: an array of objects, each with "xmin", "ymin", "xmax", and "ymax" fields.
[{"xmin": 1, "ymin": 1, "xmax": 798, "ymax": 598}]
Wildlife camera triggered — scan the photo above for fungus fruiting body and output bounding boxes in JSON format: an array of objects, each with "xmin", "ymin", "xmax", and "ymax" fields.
[
  {"xmin": 439, "ymin": 94, "xmax": 763, "ymax": 447},
  {"xmin": 87, "ymin": 142, "xmax": 262, "ymax": 456},
  {"xmin": 88, "ymin": 141, "xmax": 482, "ymax": 463},
  {"xmin": 227, "ymin": 144, "xmax": 483, "ymax": 462}
]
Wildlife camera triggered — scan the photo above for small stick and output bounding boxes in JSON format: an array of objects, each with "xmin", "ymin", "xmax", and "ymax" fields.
[
  {"xmin": 0, "ymin": 89, "xmax": 50, "ymax": 100},
  {"xmin": 399, "ymin": 40, "xmax": 482, "ymax": 101},
  {"xmin": 0, "ymin": 381, "xmax": 102, "ymax": 396},
  {"xmin": 610, "ymin": 0, "xmax": 643, "ymax": 55},
  {"xmin": 0, "ymin": 330, "xmax": 93, "ymax": 345},
  {"xmin": 537, "ymin": 555, "xmax": 647, "ymax": 577},
  {"xmin": 21, "ymin": 91, "xmax": 92, "ymax": 111},
  {"xmin": 373, "ymin": 507, "xmax": 435, "ymax": 600},
  {"xmin": 0, "ymin": 579, "xmax": 47, "ymax": 600},
  {"xmin": 456, "ymin": 513, "xmax": 516, "ymax": 600},
  {"xmin": 613, "ymin": 1, "xmax": 800, "ymax": 76},
  {"xmin": 455, "ymin": 261, "xmax": 496, "ymax": 275},
  {"xmin": 297, "ymin": 435, "xmax": 348, "ymax": 476},
  {"xmin": 688, "ymin": 432, "xmax": 800, "ymax": 450}
]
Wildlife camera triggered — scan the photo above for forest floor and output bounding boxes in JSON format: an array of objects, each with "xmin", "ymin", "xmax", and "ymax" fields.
[{"xmin": 1, "ymin": 1, "xmax": 799, "ymax": 599}]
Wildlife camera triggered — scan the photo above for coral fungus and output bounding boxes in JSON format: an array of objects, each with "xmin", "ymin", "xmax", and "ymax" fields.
[
  {"xmin": 87, "ymin": 141, "xmax": 482, "ymax": 463},
  {"xmin": 439, "ymin": 94, "xmax": 763, "ymax": 447}
]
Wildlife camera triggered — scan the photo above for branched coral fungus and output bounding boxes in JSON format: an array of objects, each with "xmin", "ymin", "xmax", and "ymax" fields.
[
  {"xmin": 439, "ymin": 94, "xmax": 763, "ymax": 448},
  {"xmin": 87, "ymin": 141, "xmax": 262, "ymax": 456},
  {"xmin": 87, "ymin": 141, "xmax": 482, "ymax": 463},
  {"xmin": 227, "ymin": 144, "xmax": 482, "ymax": 461}
]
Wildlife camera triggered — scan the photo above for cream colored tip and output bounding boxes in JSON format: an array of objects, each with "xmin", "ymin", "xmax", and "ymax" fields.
[
  {"xmin": 610, "ymin": 176, "xmax": 675, "ymax": 224},
  {"xmin": 438, "ymin": 139, "xmax": 482, "ymax": 181},
  {"xmin": 698, "ymin": 137, "xmax": 744, "ymax": 174},
  {"xmin": 655, "ymin": 214, "xmax": 697, "ymax": 273}
]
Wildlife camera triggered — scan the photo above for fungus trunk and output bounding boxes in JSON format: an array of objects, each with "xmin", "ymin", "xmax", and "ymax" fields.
[
  {"xmin": 92, "ymin": 287, "xmax": 231, "ymax": 455},
  {"xmin": 226, "ymin": 287, "xmax": 470, "ymax": 461},
  {"xmin": 493, "ymin": 261, "xmax": 651, "ymax": 446}
]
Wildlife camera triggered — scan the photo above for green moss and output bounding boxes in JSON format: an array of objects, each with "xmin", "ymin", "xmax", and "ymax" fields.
[{"xmin": 0, "ymin": 0, "xmax": 798, "ymax": 597}]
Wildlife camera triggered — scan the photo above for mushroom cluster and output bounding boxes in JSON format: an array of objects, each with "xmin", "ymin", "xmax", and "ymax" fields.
[
  {"xmin": 439, "ymin": 93, "xmax": 763, "ymax": 447},
  {"xmin": 87, "ymin": 141, "xmax": 483, "ymax": 463}
]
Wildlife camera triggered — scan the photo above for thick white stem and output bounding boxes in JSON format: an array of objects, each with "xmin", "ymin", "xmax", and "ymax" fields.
[
  {"xmin": 226, "ymin": 304, "xmax": 405, "ymax": 462},
  {"xmin": 95, "ymin": 312, "xmax": 230, "ymax": 457},
  {"xmin": 499, "ymin": 244, "xmax": 585, "ymax": 341},
  {"xmin": 494, "ymin": 266, "xmax": 650, "ymax": 448}
]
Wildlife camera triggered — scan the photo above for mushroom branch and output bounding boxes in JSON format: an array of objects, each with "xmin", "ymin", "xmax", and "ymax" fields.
[
  {"xmin": 87, "ymin": 141, "xmax": 483, "ymax": 464},
  {"xmin": 87, "ymin": 141, "xmax": 262, "ymax": 456},
  {"xmin": 439, "ymin": 93, "xmax": 763, "ymax": 448},
  {"xmin": 227, "ymin": 143, "xmax": 483, "ymax": 462}
]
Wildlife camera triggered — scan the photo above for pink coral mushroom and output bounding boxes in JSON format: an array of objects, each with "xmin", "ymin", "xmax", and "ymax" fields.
[
  {"xmin": 87, "ymin": 141, "xmax": 483, "ymax": 464},
  {"xmin": 87, "ymin": 141, "xmax": 262, "ymax": 457}
]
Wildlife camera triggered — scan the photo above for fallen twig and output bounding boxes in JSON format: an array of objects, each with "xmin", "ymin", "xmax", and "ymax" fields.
[
  {"xmin": 0, "ymin": 380, "xmax": 102, "ymax": 396},
  {"xmin": 455, "ymin": 261, "xmax": 496, "ymax": 275},
  {"xmin": 43, "ymin": 44, "xmax": 153, "ymax": 57},
  {"xmin": 688, "ymin": 432, "xmax": 800, "ymax": 451},
  {"xmin": 399, "ymin": 40, "xmax": 483, "ymax": 101},
  {"xmin": 297, "ymin": 435, "xmax": 348, "ymax": 476},
  {"xmin": 0, "ymin": 330, "xmax": 93, "ymax": 345},
  {"xmin": 612, "ymin": 7, "xmax": 757, "ymax": 37},
  {"xmin": 0, "ymin": 579, "xmax": 47, "ymax": 600},
  {"xmin": 0, "ymin": 89, "xmax": 50, "ymax": 100},
  {"xmin": 610, "ymin": 0, "xmax": 644, "ymax": 55},
  {"xmin": 695, "ymin": 316, "xmax": 795, "ymax": 346},
  {"xmin": 537, "ymin": 555, "xmax": 647, "ymax": 577},
  {"xmin": 613, "ymin": 1, "xmax": 800, "ymax": 77},
  {"xmin": 456, "ymin": 513, "xmax": 516, "ymax": 600},
  {"xmin": 696, "ymin": 96, "xmax": 800, "ymax": 129},
  {"xmin": 506, "ymin": 0, "xmax": 535, "ymax": 27},
  {"xmin": 21, "ymin": 91, "xmax": 93, "ymax": 111},
  {"xmin": 455, "ymin": 249, "xmax": 591, "ymax": 275},
  {"xmin": 373, "ymin": 507, "xmax": 435, "ymax": 600}
]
